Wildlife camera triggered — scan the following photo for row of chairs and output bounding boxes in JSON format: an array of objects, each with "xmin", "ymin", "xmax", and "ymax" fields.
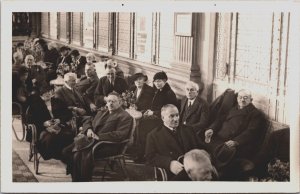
[{"xmin": 12, "ymin": 98, "xmax": 137, "ymax": 181}]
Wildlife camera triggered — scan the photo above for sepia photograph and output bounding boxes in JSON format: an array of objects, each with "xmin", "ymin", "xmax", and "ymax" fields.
[{"xmin": 1, "ymin": 0, "xmax": 300, "ymax": 193}]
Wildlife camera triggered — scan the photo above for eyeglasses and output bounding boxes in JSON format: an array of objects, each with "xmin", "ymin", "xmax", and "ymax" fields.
[{"xmin": 238, "ymin": 96, "xmax": 250, "ymax": 100}]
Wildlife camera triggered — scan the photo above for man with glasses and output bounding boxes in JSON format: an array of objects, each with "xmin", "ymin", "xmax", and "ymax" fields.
[
  {"xmin": 179, "ymin": 81, "xmax": 209, "ymax": 134},
  {"xmin": 203, "ymin": 89, "xmax": 268, "ymax": 178}
]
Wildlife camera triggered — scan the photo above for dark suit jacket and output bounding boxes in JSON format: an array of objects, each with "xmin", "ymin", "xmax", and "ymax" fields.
[
  {"xmin": 76, "ymin": 73, "xmax": 99, "ymax": 103},
  {"xmin": 56, "ymin": 54, "xmax": 72, "ymax": 66},
  {"xmin": 145, "ymin": 125, "xmax": 202, "ymax": 171},
  {"xmin": 129, "ymin": 84, "xmax": 155, "ymax": 112},
  {"xmin": 209, "ymin": 103, "xmax": 268, "ymax": 158},
  {"xmin": 52, "ymin": 86, "xmax": 90, "ymax": 122},
  {"xmin": 94, "ymin": 76, "xmax": 128, "ymax": 107},
  {"xmin": 74, "ymin": 56, "xmax": 87, "ymax": 78},
  {"xmin": 179, "ymin": 96, "xmax": 209, "ymax": 134},
  {"xmin": 81, "ymin": 107, "xmax": 133, "ymax": 142},
  {"xmin": 151, "ymin": 83, "xmax": 177, "ymax": 116}
]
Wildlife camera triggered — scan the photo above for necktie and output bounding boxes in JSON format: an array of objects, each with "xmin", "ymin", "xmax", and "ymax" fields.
[{"xmin": 188, "ymin": 101, "xmax": 192, "ymax": 108}]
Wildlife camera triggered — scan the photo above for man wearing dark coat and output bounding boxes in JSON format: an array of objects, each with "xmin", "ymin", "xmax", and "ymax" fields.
[
  {"xmin": 145, "ymin": 104, "xmax": 206, "ymax": 180},
  {"xmin": 37, "ymin": 72, "xmax": 90, "ymax": 160},
  {"xmin": 179, "ymin": 81, "xmax": 209, "ymax": 134},
  {"xmin": 94, "ymin": 68, "xmax": 128, "ymax": 108},
  {"xmin": 203, "ymin": 89, "xmax": 269, "ymax": 171},
  {"xmin": 61, "ymin": 92, "xmax": 133, "ymax": 182},
  {"xmin": 134, "ymin": 71, "xmax": 177, "ymax": 163},
  {"xmin": 76, "ymin": 64, "xmax": 99, "ymax": 112},
  {"xmin": 56, "ymin": 46, "xmax": 72, "ymax": 67},
  {"xmin": 129, "ymin": 73, "xmax": 154, "ymax": 112},
  {"xmin": 70, "ymin": 49, "xmax": 87, "ymax": 78}
]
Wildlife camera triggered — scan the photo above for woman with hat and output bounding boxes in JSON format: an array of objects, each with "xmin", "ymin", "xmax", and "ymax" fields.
[
  {"xmin": 144, "ymin": 71, "xmax": 177, "ymax": 117},
  {"xmin": 134, "ymin": 71, "xmax": 178, "ymax": 163},
  {"xmin": 129, "ymin": 73, "xmax": 155, "ymax": 112}
]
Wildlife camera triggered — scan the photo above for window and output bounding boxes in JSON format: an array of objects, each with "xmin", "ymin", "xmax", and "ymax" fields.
[
  {"xmin": 158, "ymin": 13, "xmax": 175, "ymax": 67},
  {"xmin": 72, "ymin": 12, "xmax": 81, "ymax": 45},
  {"xmin": 97, "ymin": 12, "xmax": 109, "ymax": 52},
  {"xmin": 49, "ymin": 12, "xmax": 57, "ymax": 39},
  {"xmin": 41, "ymin": 13, "xmax": 49, "ymax": 37},
  {"xmin": 135, "ymin": 13, "xmax": 153, "ymax": 63},
  {"xmin": 116, "ymin": 12, "xmax": 132, "ymax": 58},
  {"xmin": 83, "ymin": 12, "xmax": 94, "ymax": 48},
  {"xmin": 59, "ymin": 12, "xmax": 68, "ymax": 41}
]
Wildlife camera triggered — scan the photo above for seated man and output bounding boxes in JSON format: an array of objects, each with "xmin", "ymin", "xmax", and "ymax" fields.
[
  {"xmin": 145, "ymin": 104, "xmax": 204, "ymax": 180},
  {"xmin": 105, "ymin": 59, "xmax": 124, "ymax": 79},
  {"xmin": 37, "ymin": 72, "xmax": 90, "ymax": 160},
  {"xmin": 179, "ymin": 81, "xmax": 209, "ymax": 134},
  {"xmin": 94, "ymin": 68, "xmax": 128, "ymax": 108},
  {"xmin": 70, "ymin": 49, "xmax": 87, "ymax": 78},
  {"xmin": 183, "ymin": 149, "xmax": 218, "ymax": 181},
  {"xmin": 203, "ymin": 89, "xmax": 268, "ymax": 177},
  {"xmin": 76, "ymin": 64, "xmax": 99, "ymax": 112},
  {"xmin": 25, "ymin": 54, "xmax": 48, "ymax": 94},
  {"xmin": 51, "ymin": 72, "xmax": 91, "ymax": 122},
  {"xmin": 61, "ymin": 92, "xmax": 133, "ymax": 182}
]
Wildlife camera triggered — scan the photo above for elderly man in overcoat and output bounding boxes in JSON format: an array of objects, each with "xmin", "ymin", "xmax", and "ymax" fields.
[
  {"xmin": 76, "ymin": 64, "xmax": 99, "ymax": 112},
  {"xmin": 61, "ymin": 92, "xmax": 133, "ymax": 182},
  {"xmin": 204, "ymin": 89, "xmax": 269, "ymax": 172},
  {"xmin": 179, "ymin": 81, "xmax": 209, "ymax": 134}
]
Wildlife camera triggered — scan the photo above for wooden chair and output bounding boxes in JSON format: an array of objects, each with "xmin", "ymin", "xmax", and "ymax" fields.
[{"xmin": 92, "ymin": 118, "xmax": 136, "ymax": 181}]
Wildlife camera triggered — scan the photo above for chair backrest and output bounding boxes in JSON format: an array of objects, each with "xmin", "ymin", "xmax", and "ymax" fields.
[{"xmin": 122, "ymin": 118, "xmax": 136, "ymax": 155}]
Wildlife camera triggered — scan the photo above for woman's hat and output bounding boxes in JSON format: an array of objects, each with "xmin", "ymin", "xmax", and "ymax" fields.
[
  {"xmin": 132, "ymin": 73, "xmax": 148, "ymax": 82},
  {"xmin": 213, "ymin": 143, "xmax": 236, "ymax": 168},
  {"xmin": 153, "ymin": 71, "xmax": 168, "ymax": 81}
]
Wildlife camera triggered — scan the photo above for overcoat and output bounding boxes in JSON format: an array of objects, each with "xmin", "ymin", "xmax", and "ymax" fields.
[
  {"xmin": 94, "ymin": 76, "xmax": 128, "ymax": 107},
  {"xmin": 61, "ymin": 107, "xmax": 133, "ymax": 181},
  {"xmin": 145, "ymin": 125, "xmax": 202, "ymax": 176}
]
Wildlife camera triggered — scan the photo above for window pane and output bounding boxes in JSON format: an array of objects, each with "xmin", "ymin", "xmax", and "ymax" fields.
[
  {"xmin": 59, "ymin": 12, "xmax": 67, "ymax": 41},
  {"xmin": 98, "ymin": 12, "xmax": 109, "ymax": 52},
  {"xmin": 135, "ymin": 13, "xmax": 153, "ymax": 63},
  {"xmin": 41, "ymin": 13, "xmax": 49, "ymax": 37},
  {"xmin": 235, "ymin": 13, "xmax": 273, "ymax": 84},
  {"xmin": 72, "ymin": 12, "xmax": 81, "ymax": 45},
  {"xmin": 83, "ymin": 12, "xmax": 94, "ymax": 48},
  {"xmin": 117, "ymin": 12, "xmax": 131, "ymax": 57},
  {"xmin": 159, "ymin": 12, "xmax": 174, "ymax": 67},
  {"xmin": 49, "ymin": 12, "xmax": 57, "ymax": 39}
]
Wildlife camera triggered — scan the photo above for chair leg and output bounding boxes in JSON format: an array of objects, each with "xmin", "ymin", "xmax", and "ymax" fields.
[
  {"xmin": 101, "ymin": 161, "xmax": 108, "ymax": 181},
  {"xmin": 119, "ymin": 157, "xmax": 129, "ymax": 180}
]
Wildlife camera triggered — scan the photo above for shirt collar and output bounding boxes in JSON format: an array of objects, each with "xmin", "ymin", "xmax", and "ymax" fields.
[
  {"xmin": 188, "ymin": 98, "xmax": 196, "ymax": 106},
  {"xmin": 64, "ymin": 83, "xmax": 72, "ymax": 90},
  {"xmin": 165, "ymin": 125, "xmax": 176, "ymax": 132}
]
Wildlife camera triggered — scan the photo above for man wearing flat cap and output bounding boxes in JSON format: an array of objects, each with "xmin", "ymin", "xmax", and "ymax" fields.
[{"xmin": 129, "ymin": 73, "xmax": 154, "ymax": 112}]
